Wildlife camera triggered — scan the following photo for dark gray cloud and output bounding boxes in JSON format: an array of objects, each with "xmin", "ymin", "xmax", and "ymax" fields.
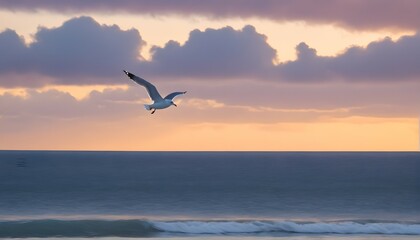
[
  {"xmin": 1, "ymin": 0, "xmax": 419, "ymax": 31},
  {"xmin": 0, "ymin": 30, "xmax": 28, "ymax": 73},
  {"xmin": 148, "ymin": 25, "xmax": 276, "ymax": 79},
  {"xmin": 0, "ymin": 18, "xmax": 278, "ymax": 86},
  {"xmin": 275, "ymin": 43, "xmax": 331, "ymax": 81},
  {"xmin": 0, "ymin": 16, "xmax": 142, "ymax": 86},
  {"xmin": 149, "ymin": 31, "xmax": 420, "ymax": 83},
  {"xmin": 277, "ymin": 35, "xmax": 420, "ymax": 82},
  {"xmin": 30, "ymin": 16, "xmax": 142, "ymax": 79},
  {"xmin": 1, "ymin": 16, "xmax": 420, "ymax": 87},
  {"xmin": 331, "ymin": 35, "xmax": 420, "ymax": 81}
]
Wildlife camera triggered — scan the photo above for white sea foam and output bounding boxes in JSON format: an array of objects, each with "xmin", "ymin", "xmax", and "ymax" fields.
[
  {"xmin": 2, "ymin": 219, "xmax": 420, "ymax": 237},
  {"xmin": 151, "ymin": 221, "xmax": 420, "ymax": 235}
]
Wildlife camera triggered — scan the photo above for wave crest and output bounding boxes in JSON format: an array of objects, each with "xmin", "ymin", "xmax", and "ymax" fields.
[
  {"xmin": 1, "ymin": 219, "xmax": 419, "ymax": 237},
  {"xmin": 153, "ymin": 221, "xmax": 420, "ymax": 235}
]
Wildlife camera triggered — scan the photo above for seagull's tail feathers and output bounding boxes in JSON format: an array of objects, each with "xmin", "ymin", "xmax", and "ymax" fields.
[{"xmin": 144, "ymin": 104, "xmax": 152, "ymax": 111}]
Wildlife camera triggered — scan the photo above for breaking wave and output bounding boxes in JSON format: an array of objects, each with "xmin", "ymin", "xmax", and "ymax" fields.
[{"xmin": 1, "ymin": 219, "xmax": 420, "ymax": 237}]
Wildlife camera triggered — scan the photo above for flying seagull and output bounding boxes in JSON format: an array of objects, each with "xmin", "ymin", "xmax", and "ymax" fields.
[{"xmin": 123, "ymin": 70, "xmax": 186, "ymax": 114}]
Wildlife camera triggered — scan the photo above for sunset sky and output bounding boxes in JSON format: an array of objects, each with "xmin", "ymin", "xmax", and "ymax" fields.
[{"xmin": 0, "ymin": 0, "xmax": 419, "ymax": 151}]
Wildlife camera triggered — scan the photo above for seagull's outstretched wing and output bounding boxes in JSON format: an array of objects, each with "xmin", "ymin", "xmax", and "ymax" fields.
[
  {"xmin": 123, "ymin": 70, "xmax": 163, "ymax": 101},
  {"xmin": 164, "ymin": 91, "xmax": 187, "ymax": 100}
]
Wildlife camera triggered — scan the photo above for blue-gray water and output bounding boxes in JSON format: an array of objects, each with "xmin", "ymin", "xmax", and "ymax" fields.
[{"xmin": 0, "ymin": 151, "xmax": 419, "ymax": 239}]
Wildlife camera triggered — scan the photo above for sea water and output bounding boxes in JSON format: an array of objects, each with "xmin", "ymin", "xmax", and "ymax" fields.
[{"xmin": 0, "ymin": 151, "xmax": 419, "ymax": 239}]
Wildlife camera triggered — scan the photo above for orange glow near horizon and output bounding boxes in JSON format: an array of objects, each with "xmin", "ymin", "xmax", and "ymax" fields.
[
  {"xmin": 1, "ymin": 117, "xmax": 417, "ymax": 151},
  {"xmin": 144, "ymin": 117, "xmax": 418, "ymax": 151}
]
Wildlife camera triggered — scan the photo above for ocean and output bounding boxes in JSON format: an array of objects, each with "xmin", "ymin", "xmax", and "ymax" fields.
[{"xmin": 0, "ymin": 151, "xmax": 419, "ymax": 239}]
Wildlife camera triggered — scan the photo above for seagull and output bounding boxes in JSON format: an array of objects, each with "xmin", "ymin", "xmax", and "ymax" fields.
[{"xmin": 123, "ymin": 70, "xmax": 186, "ymax": 114}]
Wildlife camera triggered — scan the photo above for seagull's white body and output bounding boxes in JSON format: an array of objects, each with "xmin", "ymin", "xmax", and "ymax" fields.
[
  {"xmin": 123, "ymin": 70, "xmax": 186, "ymax": 114},
  {"xmin": 144, "ymin": 99, "xmax": 173, "ymax": 111}
]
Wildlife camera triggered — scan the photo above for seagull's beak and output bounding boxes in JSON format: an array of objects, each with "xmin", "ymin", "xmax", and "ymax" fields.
[{"xmin": 172, "ymin": 102, "xmax": 177, "ymax": 107}]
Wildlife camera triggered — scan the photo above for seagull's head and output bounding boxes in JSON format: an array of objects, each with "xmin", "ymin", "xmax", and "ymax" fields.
[{"xmin": 171, "ymin": 101, "xmax": 177, "ymax": 107}]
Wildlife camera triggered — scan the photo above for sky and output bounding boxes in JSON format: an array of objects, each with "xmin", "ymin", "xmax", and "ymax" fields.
[{"xmin": 0, "ymin": 0, "xmax": 419, "ymax": 151}]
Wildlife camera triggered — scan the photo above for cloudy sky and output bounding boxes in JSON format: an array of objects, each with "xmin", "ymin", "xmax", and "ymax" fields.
[{"xmin": 0, "ymin": 0, "xmax": 419, "ymax": 150}]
